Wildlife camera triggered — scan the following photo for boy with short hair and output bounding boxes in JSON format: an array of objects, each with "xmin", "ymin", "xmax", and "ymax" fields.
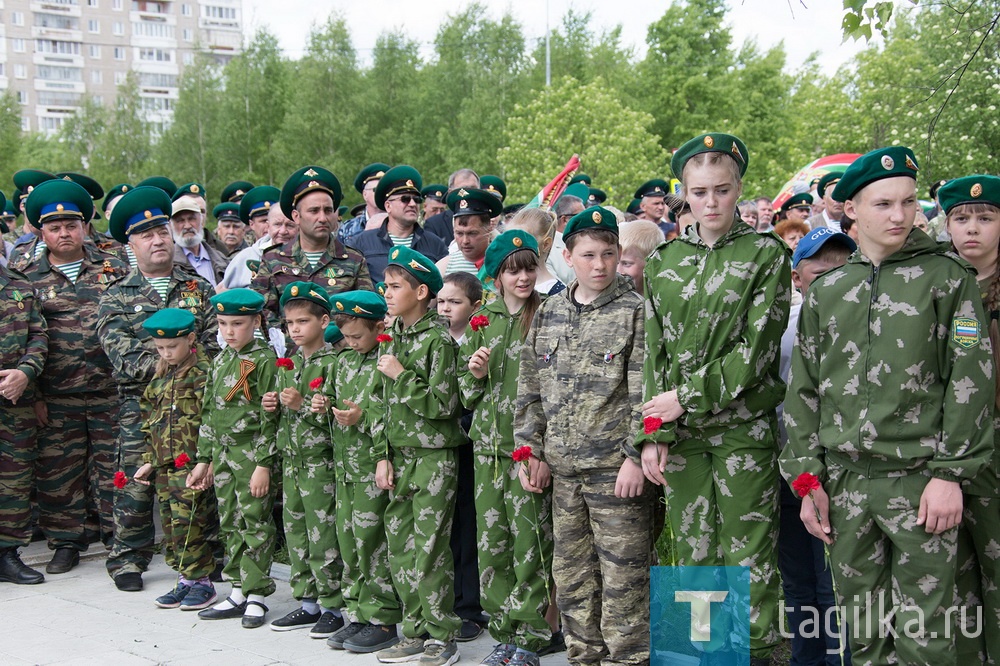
[
  {"xmin": 617, "ymin": 219, "xmax": 664, "ymax": 295},
  {"xmin": 515, "ymin": 206, "xmax": 650, "ymax": 665}
]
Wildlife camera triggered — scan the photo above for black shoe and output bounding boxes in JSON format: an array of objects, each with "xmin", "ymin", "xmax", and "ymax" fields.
[
  {"xmin": 0, "ymin": 549, "xmax": 44, "ymax": 585},
  {"xmin": 114, "ymin": 571, "xmax": 143, "ymax": 592},
  {"xmin": 198, "ymin": 597, "xmax": 247, "ymax": 620},
  {"xmin": 538, "ymin": 630, "xmax": 566, "ymax": 656},
  {"xmin": 327, "ymin": 621, "xmax": 366, "ymax": 649},
  {"xmin": 456, "ymin": 618, "xmax": 484, "ymax": 642},
  {"xmin": 241, "ymin": 600, "xmax": 269, "ymax": 629},
  {"xmin": 209, "ymin": 560, "xmax": 224, "ymax": 583},
  {"xmin": 343, "ymin": 623, "xmax": 400, "ymax": 653},
  {"xmin": 46, "ymin": 548, "xmax": 80, "ymax": 574},
  {"xmin": 268, "ymin": 607, "xmax": 320, "ymax": 631},
  {"xmin": 309, "ymin": 611, "xmax": 344, "ymax": 638}
]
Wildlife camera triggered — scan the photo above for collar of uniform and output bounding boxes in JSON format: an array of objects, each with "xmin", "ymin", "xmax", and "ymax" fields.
[
  {"xmin": 847, "ymin": 227, "xmax": 937, "ymax": 267},
  {"xmin": 377, "ymin": 219, "xmax": 422, "ymax": 246},
  {"xmin": 679, "ymin": 215, "xmax": 755, "ymax": 249},
  {"xmin": 561, "ymin": 273, "xmax": 634, "ymax": 312},
  {"xmin": 392, "ymin": 307, "xmax": 442, "ymax": 337}
]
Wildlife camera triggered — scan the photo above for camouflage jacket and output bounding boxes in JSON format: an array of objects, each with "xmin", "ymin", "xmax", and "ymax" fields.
[
  {"xmin": 329, "ymin": 346, "xmax": 385, "ymax": 482},
  {"xmin": 514, "ymin": 274, "xmax": 644, "ymax": 475},
  {"xmin": 23, "ymin": 244, "xmax": 130, "ymax": 396},
  {"xmin": 638, "ymin": 220, "xmax": 791, "ymax": 449},
  {"xmin": 781, "ymin": 229, "xmax": 994, "ymax": 483},
  {"xmin": 7, "ymin": 234, "xmax": 39, "ymax": 271},
  {"xmin": 97, "ymin": 264, "xmax": 219, "ymax": 397},
  {"xmin": 380, "ymin": 310, "xmax": 464, "ymax": 459},
  {"xmin": 266, "ymin": 343, "xmax": 338, "ymax": 465},
  {"xmin": 0, "ymin": 265, "xmax": 47, "ymax": 399},
  {"xmin": 140, "ymin": 349, "xmax": 210, "ymax": 468},
  {"xmin": 196, "ymin": 337, "xmax": 278, "ymax": 468}
]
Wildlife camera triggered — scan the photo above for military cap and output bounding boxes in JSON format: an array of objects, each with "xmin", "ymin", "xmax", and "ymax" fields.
[
  {"xmin": 502, "ymin": 203, "xmax": 525, "ymax": 218},
  {"xmin": 792, "ymin": 227, "xmax": 857, "ymax": 269},
  {"xmin": 281, "ymin": 165, "xmax": 343, "ymax": 218},
  {"xmin": 13, "ymin": 188, "xmax": 25, "ymax": 210},
  {"xmin": 626, "ymin": 198, "xmax": 642, "ymax": 216},
  {"xmin": 13, "ymin": 169, "xmax": 56, "ymax": 197},
  {"xmin": 238, "ymin": 185, "xmax": 280, "ymax": 224},
  {"xmin": 670, "ymin": 133, "xmax": 749, "ymax": 179},
  {"xmin": 353, "ymin": 163, "xmax": 390, "ymax": 194},
  {"xmin": 210, "ymin": 288, "xmax": 265, "ymax": 315},
  {"xmin": 337, "ymin": 205, "xmax": 349, "ymax": 218},
  {"xmin": 324, "ymin": 323, "xmax": 344, "ymax": 345},
  {"xmin": 386, "ymin": 245, "xmax": 443, "ymax": 294},
  {"xmin": 103, "ymin": 184, "xmax": 132, "ymax": 213},
  {"xmin": 480, "ymin": 175, "xmax": 507, "ymax": 202},
  {"xmin": 938, "ymin": 175, "xmax": 1000, "ymax": 215},
  {"xmin": 136, "ymin": 176, "xmax": 178, "ymax": 197},
  {"xmin": 817, "ymin": 172, "xmax": 844, "ymax": 199},
  {"xmin": 833, "ymin": 146, "xmax": 919, "ymax": 203},
  {"xmin": 172, "ymin": 182, "xmax": 206, "ymax": 202},
  {"xmin": 421, "ymin": 184, "xmax": 447, "ymax": 202},
  {"xmin": 929, "ymin": 179, "xmax": 949, "ymax": 200},
  {"xmin": 483, "ymin": 229, "xmax": 539, "ymax": 279},
  {"xmin": 213, "ymin": 202, "xmax": 241, "ymax": 223},
  {"xmin": 569, "ymin": 174, "xmax": 592, "ymax": 186},
  {"xmin": 447, "ymin": 187, "xmax": 502, "ymax": 219},
  {"xmin": 141, "ymin": 308, "xmax": 197, "ymax": 339},
  {"xmin": 279, "ymin": 280, "xmax": 331, "ymax": 311},
  {"xmin": 780, "ymin": 192, "xmax": 813, "ymax": 214},
  {"xmin": 56, "ymin": 172, "xmax": 104, "ymax": 201},
  {"xmin": 587, "ymin": 187, "xmax": 607, "ymax": 205},
  {"xmin": 633, "ymin": 179, "xmax": 670, "ymax": 200},
  {"xmin": 809, "ymin": 176, "xmax": 821, "ymax": 188},
  {"xmin": 221, "ymin": 180, "xmax": 254, "ymax": 204},
  {"xmin": 374, "ymin": 165, "xmax": 422, "ymax": 211},
  {"xmin": 2, "ymin": 198, "xmax": 13, "ymax": 217},
  {"xmin": 24, "ymin": 179, "xmax": 95, "ymax": 228},
  {"xmin": 374, "ymin": 281, "xmax": 387, "ymax": 297},
  {"xmin": 350, "ymin": 202, "xmax": 366, "ymax": 218},
  {"xmin": 108, "ymin": 185, "xmax": 172, "ymax": 243},
  {"xmin": 563, "ymin": 206, "xmax": 619, "ymax": 241},
  {"xmin": 331, "ymin": 289, "xmax": 388, "ymax": 320}
]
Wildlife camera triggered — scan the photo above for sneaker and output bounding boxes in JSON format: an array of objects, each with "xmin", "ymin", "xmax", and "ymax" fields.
[
  {"xmin": 309, "ymin": 611, "xmax": 344, "ymax": 639},
  {"xmin": 537, "ymin": 630, "xmax": 566, "ymax": 656},
  {"xmin": 154, "ymin": 582, "xmax": 191, "ymax": 609},
  {"xmin": 480, "ymin": 643, "xmax": 516, "ymax": 665},
  {"xmin": 179, "ymin": 583, "xmax": 217, "ymax": 610},
  {"xmin": 508, "ymin": 648, "xmax": 540, "ymax": 666},
  {"xmin": 328, "ymin": 621, "xmax": 366, "ymax": 649},
  {"xmin": 420, "ymin": 639, "xmax": 459, "ymax": 666},
  {"xmin": 456, "ymin": 618, "xmax": 484, "ymax": 642},
  {"xmin": 269, "ymin": 607, "xmax": 321, "ymax": 631},
  {"xmin": 346, "ymin": 623, "xmax": 400, "ymax": 653},
  {"xmin": 376, "ymin": 635, "xmax": 426, "ymax": 663}
]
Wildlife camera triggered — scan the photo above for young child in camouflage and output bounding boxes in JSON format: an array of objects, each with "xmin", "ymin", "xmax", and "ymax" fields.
[
  {"xmin": 515, "ymin": 207, "xmax": 650, "ymax": 665},
  {"xmin": 374, "ymin": 246, "xmax": 464, "ymax": 666},
  {"xmin": 187, "ymin": 288, "xmax": 279, "ymax": 630},
  {"xmin": 460, "ymin": 230, "xmax": 552, "ymax": 666},
  {"xmin": 133, "ymin": 308, "xmax": 217, "ymax": 611},
  {"xmin": 262, "ymin": 282, "xmax": 344, "ymax": 639},
  {"xmin": 638, "ymin": 133, "xmax": 790, "ymax": 666}
]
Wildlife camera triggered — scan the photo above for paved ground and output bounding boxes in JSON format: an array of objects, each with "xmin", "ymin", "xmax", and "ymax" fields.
[{"xmin": 4, "ymin": 541, "xmax": 570, "ymax": 666}]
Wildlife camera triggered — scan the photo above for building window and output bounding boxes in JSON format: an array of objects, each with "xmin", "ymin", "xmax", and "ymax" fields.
[
  {"xmin": 133, "ymin": 22, "xmax": 175, "ymax": 38},
  {"xmin": 41, "ymin": 117, "xmax": 66, "ymax": 131},
  {"xmin": 114, "ymin": 47, "xmax": 126, "ymax": 60},
  {"xmin": 88, "ymin": 19, "xmax": 100, "ymax": 33},
  {"xmin": 38, "ymin": 65, "xmax": 83, "ymax": 81},
  {"xmin": 17, "ymin": 90, "xmax": 28, "ymax": 104},
  {"xmin": 12, "ymin": 11, "xmax": 24, "ymax": 25},
  {"xmin": 90, "ymin": 45, "xmax": 102, "ymax": 58},
  {"xmin": 113, "ymin": 22, "xmax": 124, "ymax": 36},
  {"xmin": 14, "ymin": 64, "xmax": 28, "ymax": 79},
  {"xmin": 0, "ymin": 64, "xmax": 4, "ymax": 77},
  {"xmin": 182, "ymin": 28, "xmax": 193, "ymax": 42},
  {"xmin": 139, "ymin": 48, "xmax": 173, "ymax": 62},
  {"xmin": 36, "ymin": 40, "xmax": 82, "ymax": 55},
  {"xmin": 93, "ymin": 95, "xmax": 104, "ymax": 105},
  {"xmin": 203, "ymin": 5, "xmax": 237, "ymax": 19},
  {"xmin": 21, "ymin": 117, "xmax": 31, "ymax": 132},
  {"xmin": 88, "ymin": 0, "xmax": 98, "ymax": 7},
  {"xmin": 13, "ymin": 39, "xmax": 26, "ymax": 53},
  {"xmin": 181, "ymin": 3, "xmax": 191, "ymax": 16},
  {"xmin": 91, "ymin": 70, "xmax": 103, "ymax": 84},
  {"xmin": 183, "ymin": 52, "xmax": 194, "ymax": 65},
  {"xmin": 115, "ymin": 71, "xmax": 127, "ymax": 85},
  {"xmin": 113, "ymin": 0, "xmax": 123, "ymax": 8}
]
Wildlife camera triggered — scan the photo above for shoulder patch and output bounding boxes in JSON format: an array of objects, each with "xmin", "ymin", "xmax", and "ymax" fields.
[{"xmin": 953, "ymin": 317, "xmax": 980, "ymax": 348}]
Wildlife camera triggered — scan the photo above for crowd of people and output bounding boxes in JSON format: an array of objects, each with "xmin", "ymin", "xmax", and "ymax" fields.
[{"xmin": 0, "ymin": 135, "xmax": 998, "ymax": 666}]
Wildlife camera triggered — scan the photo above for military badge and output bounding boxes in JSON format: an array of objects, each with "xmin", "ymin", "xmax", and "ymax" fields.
[
  {"xmin": 952, "ymin": 317, "xmax": 980, "ymax": 348},
  {"xmin": 336, "ymin": 301, "xmax": 345, "ymax": 311},
  {"xmin": 512, "ymin": 237, "xmax": 523, "ymax": 247},
  {"xmin": 703, "ymin": 136, "xmax": 714, "ymax": 148},
  {"xmin": 904, "ymin": 155, "xmax": 917, "ymax": 171},
  {"xmin": 217, "ymin": 303, "xmax": 225, "ymax": 312},
  {"xmin": 972, "ymin": 183, "xmax": 983, "ymax": 198},
  {"xmin": 881, "ymin": 155, "xmax": 894, "ymax": 170},
  {"xmin": 592, "ymin": 211, "xmax": 602, "ymax": 223},
  {"xmin": 12, "ymin": 289, "xmax": 25, "ymax": 310}
]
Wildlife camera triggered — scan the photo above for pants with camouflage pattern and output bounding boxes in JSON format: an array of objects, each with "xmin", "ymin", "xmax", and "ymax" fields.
[
  {"xmin": 0, "ymin": 402, "xmax": 38, "ymax": 550},
  {"xmin": 384, "ymin": 447, "xmax": 462, "ymax": 642},
  {"xmin": 107, "ymin": 395, "xmax": 155, "ymax": 578},
  {"xmin": 956, "ymin": 494, "xmax": 1000, "ymax": 665},
  {"xmin": 337, "ymin": 476, "xmax": 401, "ymax": 625},
  {"xmin": 155, "ymin": 465, "xmax": 217, "ymax": 580},
  {"xmin": 552, "ymin": 469, "xmax": 651, "ymax": 666},
  {"xmin": 283, "ymin": 457, "xmax": 342, "ymax": 610},
  {"xmin": 662, "ymin": 420, "xmax": 782, "ymax": 660},
  {"xmin": 475, "ymin": 451, "xmax": 553, "ymax": 653},
  {"xmin": 85, "ymin": 393, "xmax": 118, "ymax": 545}
]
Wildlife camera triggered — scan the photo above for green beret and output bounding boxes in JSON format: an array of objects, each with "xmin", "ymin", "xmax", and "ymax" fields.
[
  {"xmin": 238, "ymin": 186, "xmax": 280, "ymax": 224},
  {"xmin": 56, "ymin": 172, "xmax": 104, "ymax": 201},
  {"xmin": 279, "ymin": 280, "xmax": 331, "ymax": 311},
  {"xmin": 173, "ymin": 182, "xmax": 206, "ymax": 202},
  {"xmin": 103, "ymin": 184, "xmax": 132, "ymax": 213},
  {"xmin": 563, "ymin": 206, "xmax": 619, "ymax": 241},
  {"xmin": 780, "ymin": 192, "xmax": 813, "ymax": 214},
  {"xmin": 24, "ymin": 179, "xmax": 95, "ymax": 227},
  {"xmin": 210, "ymin": 288, "xmax": 265, "ymax": 316},
  {"xmin": 136, "ymin": 176, "xmax": 178, "ymax": 197},
  {"xmin": 587, "ymin": 187, "xmax": 607, "ymax": 205},
  {"xmin": 817, "ymin": 172, "xmax": 843, "ymax": 199},
  {"xmin": 2, "ymin": 198, "xmax": 13, "ymax": 217},
  {"xmin": 337, "ymin": 205, "xmax": 348, "ymax": 218},
  {"xmin": 386, "ymin": 245, "xmax": 443, "ymax": 294},
  {"xmin": 0, "ymin": 190, "xmax": 7, "ymax": 218},
  {"xmin": 141, "ymin": 308, "xmax": 197, "ymax": 339},
  {"xmin": 626, "ymin": 198, "xmax": 642, "ymax": 216},
  {"xmin": 421, "ymin": 184, "xmax": 447, "ymax": 201},
  {"xmin": 483, "ymin": 229, "xmax": 539, "ymax": 279},
  {"xmin": 331, "ymin": 289, "xmax": 388, "ymax": 320},
  {"xmin": 375, "ymin": 165, "xmax": 422, "ymax": 210},
  {"xmin": 560, "ymin": 182, "xmax": 590, "ymax": 204},
  {"xmin": 480, "ymin": 175, "xmax": 507, "ymax": 202},
  {"xmin": 375, "ymin": 281, "xmax": 386, "ymax": 297},
  {"xmin": 281, "ymin": 165, "xmax": 343, "ymax": 218},
  {"xmin": 325, "ymin": 323, "xmax": 344, "ymax": 345},
  {"xmin": 213, "ymin": 202, "xmax": 242, "ymax": 223},
  {"xmin": 633, "ymin": 179, "xmax": 669, "ymax": 200},
  {"xmin": 221, "ymin": 180, "xmax": 254, "ymax": 203},
  {"xmin": 447, "ymin": 187, "xmax": 502, "ymax": 219},
  {"xmin": 929, "ymin": 179, "xmax": 949, "ymax": 199},
  {"xmin": 353, "ymin": 163, "xmax": 390, "ymax": 194},
  {"xmin": 108, "ymin": 186, "xmax": 172, "ymax": 243},
  {"xmin": 570, "ymin": 174, "xmax": 592, "ymax": 186},
  {"xmin": 670, "ymin": 133, "xmax": 749, "ymax": 179},
  {"xmin": 938, "ymin": 175, "xmax": 1000, "ymax": 215},
  {"xmin": 13, "ymin": 169, "xmax": 56, "ymax": 198},
  {"xmin": 832, "ymin": 146, "xmax": 919, "ymax": 203}
]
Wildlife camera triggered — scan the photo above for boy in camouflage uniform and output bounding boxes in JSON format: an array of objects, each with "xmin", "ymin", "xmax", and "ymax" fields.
[
  {"xmin": 515, "ymin": 207, "xmax": 651, "ymax": 666},
  {"xmin": 781, "ymin": 148, "xmax": 995, "ymax": 665}
]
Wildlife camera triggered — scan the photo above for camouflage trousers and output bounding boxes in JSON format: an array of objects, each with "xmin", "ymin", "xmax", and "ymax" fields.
[
  {"xmin": 475, "ymin": 452, "xmax": 553, "ymax": 652},
  {"xmin": 155, "ymin": 465, "xmax": 218, "ymax": 580},
  {"xmin": 662, "ymin": 421, "xmax": 782, "ymax": 659},
  {"xmin": 826, "ymin": 460, "xmax": 959, "ymax": 666},
  {"xmin": 955, "ymin": 494, "xmax": 1000, "ymax": 665},
  {"xmin": 282, "ymin": 456, "xmax": 342, "ymax": 610},
  {"xmin": 552, "ymin": 469, "xmax": 651, "ymax": 666},
  {"xmin": 0, "ymin": 402, "xmax": 38, "ymax": 550},
  {"xmin": 107, "ymin": 395, "xmax": 155, "ymax": 577},
  {"xmin": 384, "ymin": 447, "xmax": 462, "ymax": 642},
  {"xmin": 214, "ymin": 443, "xmax": 277, "ymax": 597}
]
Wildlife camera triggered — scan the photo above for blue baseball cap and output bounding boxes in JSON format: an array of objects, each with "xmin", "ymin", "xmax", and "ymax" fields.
[{"xmin": 792, "ymin": 227, "xmax": 857, "ymax": 268}]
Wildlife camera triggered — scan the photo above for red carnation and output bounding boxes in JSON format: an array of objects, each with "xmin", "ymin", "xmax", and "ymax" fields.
[
  {"xmin": 792, "ymin": 472, "xmax": 822, "ymax": 499},
  {"xmin": 376, "ymin": 334, "xmax": 393, "ymax": 344},
  {"xmin": 276, "ymin": 357, "xmax": 294, "ymax": 370},
  {"xmin": 174, "ymin": 453, "xmax": 191, "ymax": 469},
  {"xmin": 512, "ymin": 445, "xmax": 532, "ymax": 463},
  {"xmin": 309, "ymin": 377, "xmax": 324, "ymax": 391},
  {"xmin": 643, "ymin": 416, "xmax": 663, "ymax": 435},
  {"xmin": 470, "ymin": 314, "xmax": 490, "ymax": 332},
  {"xmin": 113, "ymin": 471, "xmax": 128, "ymax": 489}
]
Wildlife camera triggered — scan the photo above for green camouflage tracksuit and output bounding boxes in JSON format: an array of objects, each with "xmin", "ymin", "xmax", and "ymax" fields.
[
  {"xmin": 266, "ymin": 343, "xmax": 343, "ymax": 610},
  {"xmin": 515, "ymin": 274, "xmax": 651, "ymax": 666},
  {"xmin": 97, "ymin": 265, "xmax": 218, "ymax": 578},
  {"xmin": 781, "ymin": 229, "xmax": 994, "ymax": 666},
  {"xmin": 0, "ymin": 266, "xmax": 47, "ymax": 552},
  {"xmin": 381, "ymin": 310, "xmax": 465, "ymax": 642},
  {"xmin": 140, "ymin": 350, "xmax": 217, "ymax": 580},
  {"xmin": 325, "ymin": 344, "xmax": 401, "ymax": 626},
  {"xmin": 638, "ymin": 220, "xmax": 790, "ymax": 659},
  {"xmin": 23, "ymin": 245, "xmax": 129, "ymax": 550},
  {"xmin": 196, "ymin": 337, "xmax": 279, "ymax": 597},
  {"xmin": 460, "ymin": 297, "xmax": 553, "ymax": 653}
]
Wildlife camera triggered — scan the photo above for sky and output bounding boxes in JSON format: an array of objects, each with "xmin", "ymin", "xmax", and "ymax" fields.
[{"xmin": 241, "ymin": 0, "xmax": 874, "ymax": 73}]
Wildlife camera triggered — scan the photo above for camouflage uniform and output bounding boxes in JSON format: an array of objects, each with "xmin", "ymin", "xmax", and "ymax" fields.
[
  {"xmin": 515, "ymin": 274, "xmax": 651, "ymax": 665},
  {"xmin": 140, "ymin": 349, "xmax": 217, "ymax": 580},
  {"xmin": 7, "ymin": 235, "xmax": 40, "ymax": 271},
  {"xmin": 0, "ymin": 266, "xmax": 47, "ymax": 552},
  {"xmin": 97, "ymin": 265, "xmax": 218, "ymax": 578},
  {"xmin": 781, "ymin": 230, "xmax": 995, "ymax": 665},
  {"xmin": 196, "ymin": 337, "xmax": 279, "ymax": 597},
  {"xmin": 459, "ymin": 298, "xmax": 553, "ymax": 652},
  {"xmin": 381, "ymin": 310, "xmax": 464, "ymax": 642},
  {"xmin": 23, "ymin": 245, "xmax": 129, "ymax": 549}
]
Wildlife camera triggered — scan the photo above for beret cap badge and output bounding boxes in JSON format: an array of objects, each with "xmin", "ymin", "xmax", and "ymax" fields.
[
  {"xmin": 881, "ymin": 155, "xmax": 895, "ymax": 170},
  {"xmin": 304, "ymin": 168, "xmax": 318, "ymax": 177},
  {"xmin": 336, "ymin": 301, "xmax": 344, "ymax": 311},
  {"xmin": 905, "ymin": 155, "xmax": 918, "ymax": 171},
  {"xmin": 972, "ymin": 183, "xmax": 983, "ymax": 198},
  {"xmin": 290, "ymin": 285, "xmax": 299, "ymax": 296},
  {"xmin": 512, "ymin": 236, "xmax": 523, "ymax": 247},
  {"xmin": 704, "ymin": 136, "xmax": 714, "ymax": 148},
  {"xmin": 592, "ymin": 211, "xmax": 602, "ymax": 223},
  {"xmin": 217, "ymin": 303, "xmax": 225, "ymax": 312}
]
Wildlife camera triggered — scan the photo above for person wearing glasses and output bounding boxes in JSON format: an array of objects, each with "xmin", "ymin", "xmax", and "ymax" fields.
[
  {"xmin": 338, "ymin": 163, "xmax": 389, "ymax": 247},
  {"xmin": 436, "ymin": 188, "xmax": 500, "ymax": 278}
]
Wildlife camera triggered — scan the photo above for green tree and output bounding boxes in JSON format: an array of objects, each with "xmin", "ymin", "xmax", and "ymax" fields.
[
  {"xmin": 359, "ymin": 31, "xmax": 423, "ymax": 166},
  {"xmin": 0, "ymin": 90, "xmax": 25, "ymax": 191},
  {"xmin": 97, "ymin": 72, "xmax": 153, "ymax": 184}
]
